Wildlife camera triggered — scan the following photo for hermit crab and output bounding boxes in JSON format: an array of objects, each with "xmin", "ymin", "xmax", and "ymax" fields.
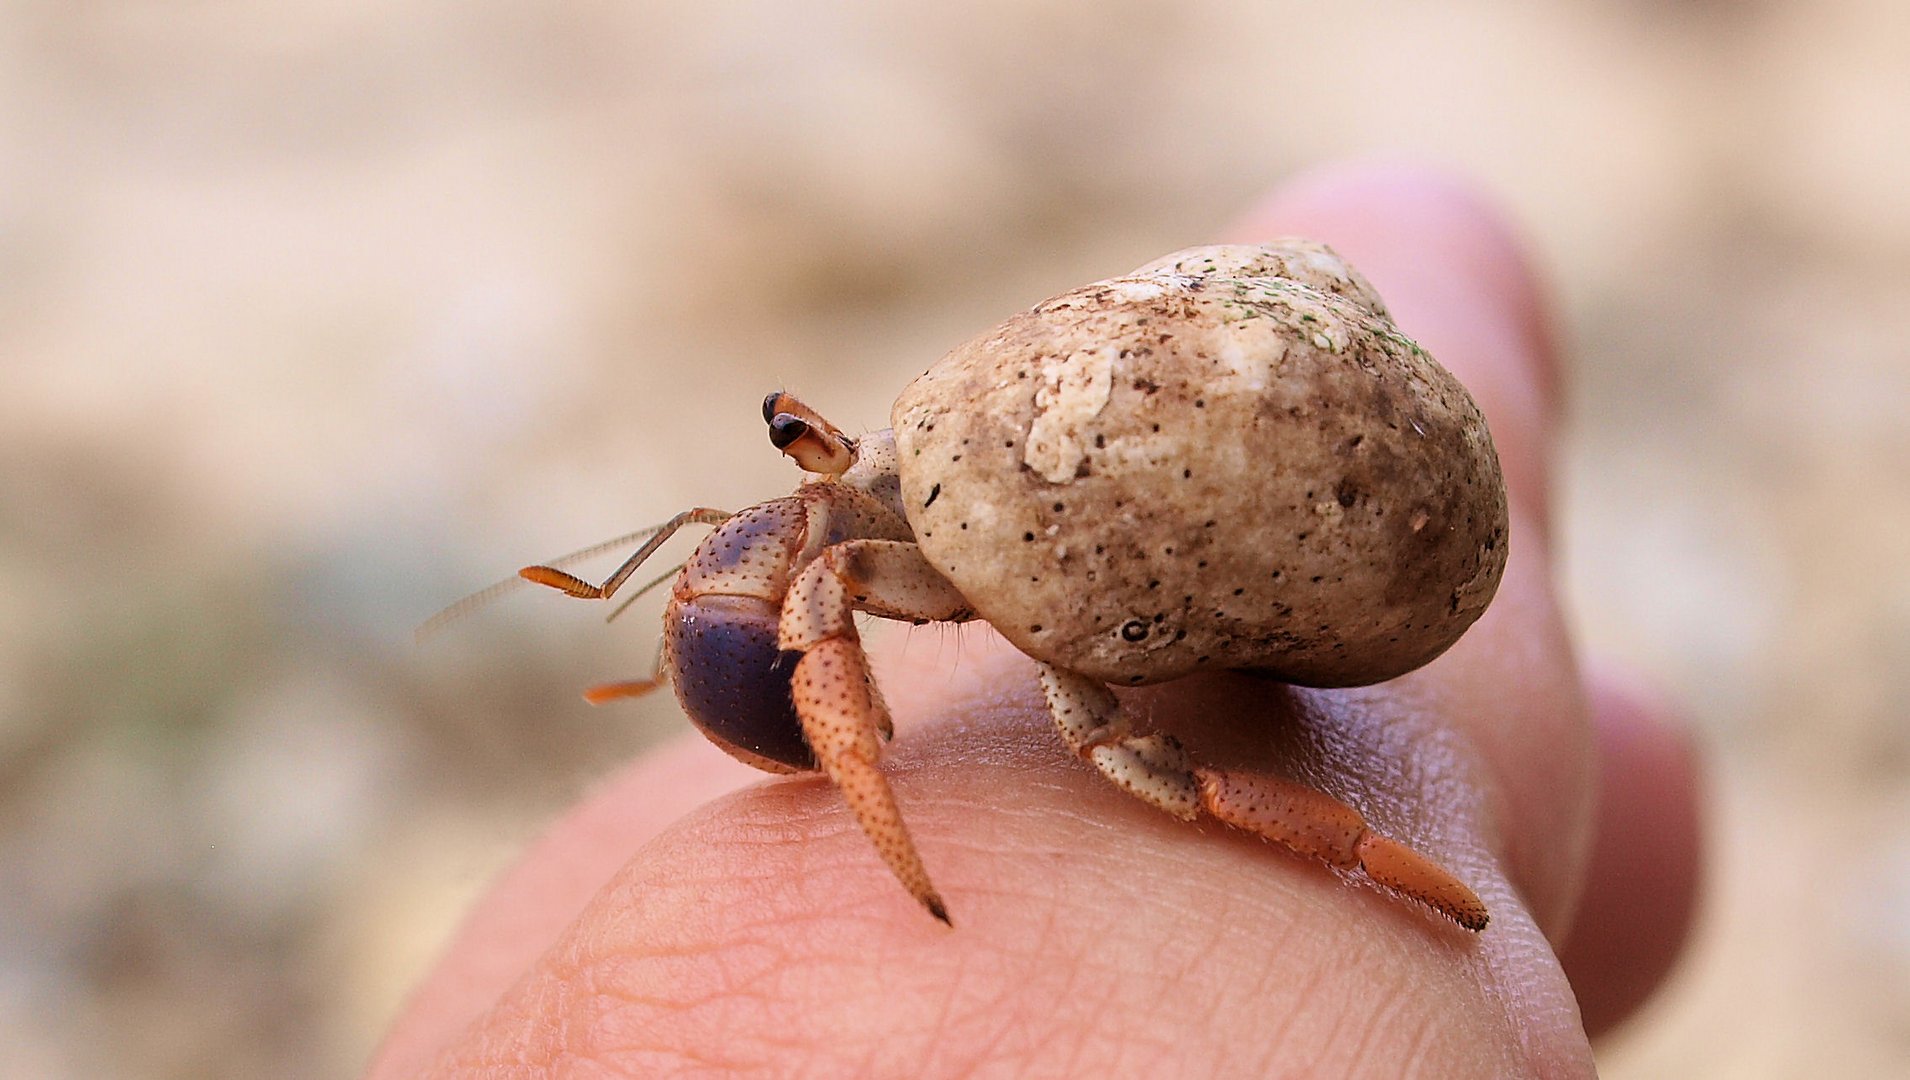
[{"xmin": 456, "ymin": 241, "xmax": 1508, "ymax": 931}]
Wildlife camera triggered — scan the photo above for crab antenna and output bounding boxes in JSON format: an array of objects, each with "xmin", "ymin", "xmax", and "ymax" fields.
[
  {"xmin": 416, "ymin": 523, "xmax": 691, "ymax": 642},
  {"xmin": 763, "ymin": 391, "xmax": 857, "ymax": 475}
]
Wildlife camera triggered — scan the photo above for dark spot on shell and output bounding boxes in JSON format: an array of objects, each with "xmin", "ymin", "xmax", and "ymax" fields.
[
  {"xmin": 1121, "ymin": 620, "xmax": 1149, "ymax": 642},
  {"xmin": 923, "ymin": 482, "xmax": 941, "ymax": 508},
  {"xmin": 1022, "ymin": 531, "xmax": 1035, "ymax": 542}
]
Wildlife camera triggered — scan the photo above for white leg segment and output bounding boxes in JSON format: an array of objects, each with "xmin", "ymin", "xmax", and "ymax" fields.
[{"xmin": 1036, "ymin": 662, "xmax": 1200, "ymax": 820}]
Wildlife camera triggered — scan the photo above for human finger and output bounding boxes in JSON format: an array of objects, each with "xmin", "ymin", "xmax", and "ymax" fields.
[
  {"xmin": 393, "ymin": 167, "xmax": 1603, "ymax": 1078},
  {"xmin": 1557, "ymin": 666, "xmax": 1705, "ymax": 1038}
]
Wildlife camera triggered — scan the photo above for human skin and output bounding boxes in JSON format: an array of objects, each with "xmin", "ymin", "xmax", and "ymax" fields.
[{"xmin": 367, "ymin": 164, "xmax": 1702, "ymax": 1078}]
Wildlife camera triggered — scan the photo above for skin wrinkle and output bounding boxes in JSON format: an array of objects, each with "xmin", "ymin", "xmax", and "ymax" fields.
[
  {"xmin": 1236, "ymin": 899, "xmax": 1304, "ymax": 1017},
  {"xmin": 429, "ymin": 660, "xmax": 1573, "ymax": 1078},
  {"xmin": 1166, "ymin": 882, "xmax": 1241, "ymax": 985},
  {"xmin": 1456, "ymin": 905, "xmax": 1578, "ymax": 1077},
  {"xmin": 1318, "ymin": 929, "xmax": 1405, "ymax": 1075},
  {"xmin": 945, "ymin": 916, "xmax": 1105, "ymax": 1078},
  {"xmin": 928, "ymin": 863, "xmax": 1132, "ymax": 1076},
  {"xmin": 918, "ymin": 942, "xmax": 1009, "ymax": 1080},
  {"xmin": 1393, "ymin": 1007, "xmax": 1442, "ymax": 1079},
  {"xmin": 1043, "ymin": 941, "xmax": 1103, "ymax": 1080},
  {"xmin": 925, "ymin": 955, "xmax": 991, "ymax": 1079},
  {"xmin": 553, "ymin": 707, "xmax": 1505, "ymax": 1070},
  {"xmin": 539, "ymin": 822, "xmax": 938, "ymax": 1074},
  {"xmin": 1339, "ymin": 935, "xmax": 1425, "ymax": 1078},
  {"xmin": 660, "ymin": 795, "xmax": 1077, "ymax": 1070},
  {"xmin": 591, "ymin": 959, "xmax": 828, "ymax": 1075}
]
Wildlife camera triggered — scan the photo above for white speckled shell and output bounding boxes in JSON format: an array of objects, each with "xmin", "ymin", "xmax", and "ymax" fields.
[{"xmin": 891, "ymin": 242, "xmax": 1508, "ymax": 687}]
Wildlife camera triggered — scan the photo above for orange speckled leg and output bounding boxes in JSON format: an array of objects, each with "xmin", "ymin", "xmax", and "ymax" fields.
[
  {"xmin": 792, "ymin": 639, "xmax": 948, "ymax": 924},
  {"xmin": 1195, "ymin": 769, "xmax": 1488, "ymax": 930},
  {"xmin": 1037, "ymin": 663, "xmax": 1201, "ymax": 820},
  {"xmin": 1038, "ymin": 662, "xmax": 1487, "ymax": 931},
  {"xmin": 779, "ymin": 540, "xmax": 976, "ymax": 925},
  {"xmin": 519, "ymin": 507, "xmax": 731, "ymax": 601},
  {"xmin": 579, "ymin": 637, "xmax": 668, "ymax": 705}
]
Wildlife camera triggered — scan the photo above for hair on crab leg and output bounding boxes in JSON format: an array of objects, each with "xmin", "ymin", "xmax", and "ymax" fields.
[
  {"xmin": 604, "ymin": 563, "xmax": 686, "ymax": 624},
  {"xmin": 417, "ymin": 516, "xmax": 729, "ymax": 641},
  {"xmin": 521, "ymin": 507, "xmax": 732, "ymax": 601}
]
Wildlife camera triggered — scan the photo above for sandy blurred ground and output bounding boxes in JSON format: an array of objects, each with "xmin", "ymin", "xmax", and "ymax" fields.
[{"xmin": 1, "ymin": 1, "xmax": 1906, "ymax": 1076}]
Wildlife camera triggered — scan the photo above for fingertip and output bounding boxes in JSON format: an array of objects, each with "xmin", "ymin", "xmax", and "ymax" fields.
[
  {"xmin": 1558, "ymin": 663, "xmax": 1705, "ymax": 1038},
  {"xmin": 1224, "ymin": 162, "xmax": 1561, "ymax": 522}
]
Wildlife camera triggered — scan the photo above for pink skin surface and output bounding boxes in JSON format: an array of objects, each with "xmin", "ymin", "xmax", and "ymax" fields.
[{"xmin": 367, "ymin": 164, "xmax": 1702, "ymax": 1079}]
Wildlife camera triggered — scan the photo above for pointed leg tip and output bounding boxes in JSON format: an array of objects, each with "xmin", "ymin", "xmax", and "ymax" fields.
[{"xmin": 926, "ymin": 896, "xmax": 952, "ymax": 927}]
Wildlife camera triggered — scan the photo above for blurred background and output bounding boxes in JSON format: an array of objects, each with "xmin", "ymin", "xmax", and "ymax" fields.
[{"xmin": 2, "ymin": 1, "xmax": 1906, "ymax": 1076}]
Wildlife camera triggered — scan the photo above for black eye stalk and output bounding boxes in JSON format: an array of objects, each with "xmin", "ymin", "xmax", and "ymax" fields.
[{"xmin": 762, "ymin": 391, "xmax": 858, "ymax": 475}]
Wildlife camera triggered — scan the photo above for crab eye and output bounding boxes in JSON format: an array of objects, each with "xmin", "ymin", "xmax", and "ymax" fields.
[
  {"xmin": 761, "ymin": 390, "xmax": 856, "ymax": 474},
  {"xmin": 767, "ymin": 413, "xmax": 810, "ymax": 450}
]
